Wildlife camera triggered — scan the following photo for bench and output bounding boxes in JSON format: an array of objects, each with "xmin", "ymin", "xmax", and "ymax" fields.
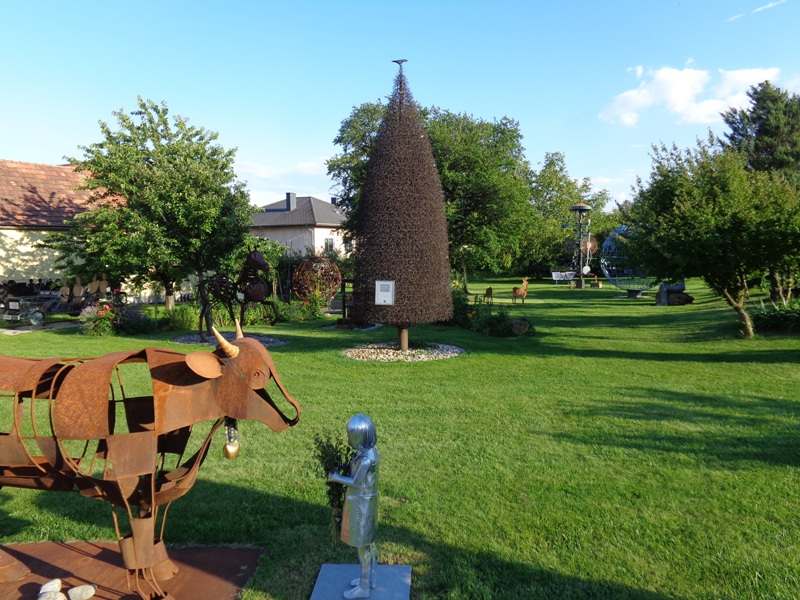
[{"xmin": 551, "ymin": 271, "xmax": 576, "ymax": 284}]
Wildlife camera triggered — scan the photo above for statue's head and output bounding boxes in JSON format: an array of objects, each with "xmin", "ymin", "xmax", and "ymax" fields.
[{"xmin": 346, "ymin": 414, "xmax": 377, "ymax": 449}]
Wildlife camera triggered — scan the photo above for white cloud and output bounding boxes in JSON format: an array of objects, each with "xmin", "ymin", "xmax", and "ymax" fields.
[
  {"xmin": 600, "ymin": 66, "xmax": 782, "ymax": 126},
  {"xmin": 727, "ymin": 0, "xmax": 786, "ymax": 21},
  {"xmin": 754, "ymin": 0, "xmax": 787, "ymax": 13},
  {"xmin": 627, "ymin": 65, "xmax": 644, "ymax": 79},
  {"xmin": 591, "ymin": 176, "xmax": 625, "ymax": 187},
  {"xmin": 236, "ymin": 158, "xmax": 334, "ymax": 206},
  {"xmin": 784, "ymin": 74, "xmax": 800, "ymax": 94}
]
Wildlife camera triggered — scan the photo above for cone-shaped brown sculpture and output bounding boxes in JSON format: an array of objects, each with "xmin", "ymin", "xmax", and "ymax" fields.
[{"xmin": 352, "ymin": 65, "xmax": 453, "ymax": 349}]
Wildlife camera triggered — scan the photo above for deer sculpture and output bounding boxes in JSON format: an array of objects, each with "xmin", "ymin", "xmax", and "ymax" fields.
[
  {"xmin": 512, "ymin": 277, "xmax": 529, "ymax": 304},
  {"xmin": 482, "ymin": 287, "xmax": 493, "ymax": 305},
  {"xmin": 0, "ymin": 322, "xmax": 300, "ymax": 599},
  {"xmin": 198, "ymin": 249, "xmax": 279, "ymax": 340}
]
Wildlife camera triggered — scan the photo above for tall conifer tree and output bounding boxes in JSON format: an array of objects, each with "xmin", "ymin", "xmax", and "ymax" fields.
[{"xmin": 352, "ymin": 63, "xmax": 453, "ymax": 349}]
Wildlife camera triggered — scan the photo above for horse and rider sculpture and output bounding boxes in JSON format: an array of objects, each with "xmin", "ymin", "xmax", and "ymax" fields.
[{"xmin": 198, "ymin": 249, "xmax": 279, "ymax": 339}]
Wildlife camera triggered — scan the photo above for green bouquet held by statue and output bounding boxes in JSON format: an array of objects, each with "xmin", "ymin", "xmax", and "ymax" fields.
[{"xmin": 328, "ymin": 414, "xmax": 380, "ymax": 599}]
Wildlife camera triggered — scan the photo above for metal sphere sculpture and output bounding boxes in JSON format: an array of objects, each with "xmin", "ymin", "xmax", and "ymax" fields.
[
  {"xmin": 599, "ymin": 226, "xmax": 658, "ymax": 298},
  {"xmin": 292, "ymin": 256, "xmax": 342, "ymax": 303}
]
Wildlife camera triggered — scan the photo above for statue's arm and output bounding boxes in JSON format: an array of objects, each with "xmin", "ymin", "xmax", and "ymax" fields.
[
  {"xmin": 329, "ymin": 455, "xmax": 372, "ymax": 487},
  {"xmin": 328, "ymin": 470, "xmax": 353, "ymax": 486}
]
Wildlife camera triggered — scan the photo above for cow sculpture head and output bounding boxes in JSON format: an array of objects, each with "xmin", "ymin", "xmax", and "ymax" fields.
[{"xmin": 185, "ymin": 323, "xmax": 299, "ymax": 433}]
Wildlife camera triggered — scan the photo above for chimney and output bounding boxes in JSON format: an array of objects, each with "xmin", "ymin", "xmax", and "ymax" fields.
[{"xmin": 286, "ymin": 192, "xmax": 297, "ymax": 211}]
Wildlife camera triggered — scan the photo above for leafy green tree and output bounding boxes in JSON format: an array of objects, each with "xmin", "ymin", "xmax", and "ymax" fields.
[
  {"xmin": 426, "ymin": 109, "xmax": 533, "ymax": 284},
  {"xmin": 327, "ymin": 102, "xmax": 533, "ymax": 289},
  {"xmin": 521, "ymin": 152, "xmax": 610, "ymax": 275},
  {"xmin": 327, "ymin": 100, "xmax": 388, "ymax": 235},
  {"xmin": 46, "ymin": 97, "xmax": 251, "ymax": 309},
  {"xmin": 722, "ymin": 81, "xmax": 800, "ymax": 184},
  {"xmin": 722, "ymin": 81, "xmax": 800, "ymax": 298},
  {"xmin": 627, "ymin": 135, "xmax": 800, "ymax": 337},
  {"xmin": 351, "ymin": 67, "xmax": 452, "ymax": 349}
]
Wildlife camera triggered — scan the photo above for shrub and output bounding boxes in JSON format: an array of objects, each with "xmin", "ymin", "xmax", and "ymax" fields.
[
  {"xmin": 117, "ymin": 307, "xmax": 156, "ymax": 335},
  {"xmin": 171, "ymin": 300, "xmax": 287, "ymax": 330},
  {"xmin": 79, "ymin": 303, "xmax": 117, "ymax": 336},
  {"xmin": 752, "ymin": 298, "xmax": 800, "ymax": 332},
  {"xmin": 449, "ymin": 289, "xmax": 534, "ymax": 337},
  {"xmin": 312, "ymin": 428, "xmax": 354, "ymax": 541},
  {"xmin": 450, "ymin": 288, "xmax": 472, "ymax": 328},
  {"xmin": 166, "ymin": 303, "xmax": 201, "ymax": 331},
  {"xmin": 240, "ymin": 303, "xmax": 275, "ymax": 326},
  {"xmin": 79, "ymin": 302, "xmax": 158, "ymax": 336},
  {"xmin": 277, "ymin": 295, "xmax": 326, "ymax": 322}
]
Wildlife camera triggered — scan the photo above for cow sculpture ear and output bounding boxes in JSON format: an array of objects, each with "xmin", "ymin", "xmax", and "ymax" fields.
[{"xmin": 186, "ymin": 351, "xmax": 224, "ymax": 379}]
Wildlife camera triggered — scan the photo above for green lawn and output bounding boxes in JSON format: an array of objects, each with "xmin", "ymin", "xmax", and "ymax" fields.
[{"xmin": 1, "ymin": 279, "xmax": 799, "ymax": 599}]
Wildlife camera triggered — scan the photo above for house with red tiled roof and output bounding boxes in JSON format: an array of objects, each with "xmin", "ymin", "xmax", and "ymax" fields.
[
  {"xmin": 251, "ymin": 192, "xmax": 348, "ymax": 255},
  {"xmin": 1, "ymin": 162, "xmax": 349, "ymax": 298},
  {"xmin": 0, "ymin": 159, "xmax": 94, "ymax": 281}
]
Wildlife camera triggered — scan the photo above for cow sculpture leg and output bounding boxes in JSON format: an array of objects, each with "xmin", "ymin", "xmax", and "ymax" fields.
[
  {"xmin": 114, "ymin": 508, "xmax": 175, "ymax": 599},
  {"xmin": 105, "ymin": 418, "xmax": 224, "ymax": 599},
  {"xmin": 118, "ymin": 514, "xmax": 180, "ymax": 599}
]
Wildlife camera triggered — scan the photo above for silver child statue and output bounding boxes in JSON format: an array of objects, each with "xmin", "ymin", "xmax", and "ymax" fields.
[{"xmin": 329, "ymin": 414, "xmax": 380, "ymax": 599}]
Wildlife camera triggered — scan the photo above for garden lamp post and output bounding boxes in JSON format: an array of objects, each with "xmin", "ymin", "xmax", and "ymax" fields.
[{"xmin": 570, "ymin": 202, "xmax": 592, "ymax": 289}]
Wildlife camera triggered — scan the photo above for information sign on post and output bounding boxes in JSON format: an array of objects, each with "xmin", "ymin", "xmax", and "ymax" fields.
[{"xmin": 375, "ymin": 280, "xmax": 395, "ymax": 305}]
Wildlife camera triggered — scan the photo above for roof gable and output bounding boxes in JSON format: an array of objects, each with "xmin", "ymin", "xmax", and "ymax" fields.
[
  {"xmin": 0, "ymin": 160, "xmax": 95, "ymax": 229},
  {"xmin": 252, "ymin": 196, "xmax": 345, "ymax": 228}
]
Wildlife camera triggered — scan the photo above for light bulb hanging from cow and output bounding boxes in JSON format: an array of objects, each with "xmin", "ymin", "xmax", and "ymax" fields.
[{"xmin": 0, "ymin": 321, "xmax": 300, "ymax": 599}]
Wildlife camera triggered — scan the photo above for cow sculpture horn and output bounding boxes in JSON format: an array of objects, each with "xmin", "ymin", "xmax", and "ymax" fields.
[
  {"xmin": 211, "ymin": 326, "xmax": 239, "ymax": 358},
  {"xmin": 235, "ymin": 319, "xmax": 244, "ymax": 340}
]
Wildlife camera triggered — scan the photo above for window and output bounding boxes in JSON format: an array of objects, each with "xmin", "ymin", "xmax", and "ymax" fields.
[{"xmin": 324, "ymin": 238, "xmax": 335, "ymax": 253}]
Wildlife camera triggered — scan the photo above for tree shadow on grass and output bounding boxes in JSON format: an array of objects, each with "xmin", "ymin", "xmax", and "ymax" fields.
[
  {"xmin": 4, "ymin": 480, "xmax": 679, "ymax": 600},
  {"xmin": 18, "ymin": 309, "xmax": 792, "ymax": 366},
  {"xmin": 528, "ymin": 330, "xmax": 800, "ymax": 364},
  {"xmin": 552, "ymin": 386, "xmax": 800, "ymax": 468},
  {"xmin": 0, "ymin": 494, "xmax": 31, "ymax": 538}
]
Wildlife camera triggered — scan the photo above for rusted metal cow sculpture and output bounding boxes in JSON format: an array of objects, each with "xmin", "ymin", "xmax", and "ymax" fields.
[
  {"xmin": 0, "ymin": 322, "xmax": 300, "ymax": 599},
  {"xmin": 198, "ymin": 249, "xmax": 279, "ymax": 339}
]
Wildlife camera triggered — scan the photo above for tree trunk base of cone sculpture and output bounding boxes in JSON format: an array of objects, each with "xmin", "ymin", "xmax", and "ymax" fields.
[{"xmin": 398, "ymin": 328, "xmax": 409, "ymax": 351}]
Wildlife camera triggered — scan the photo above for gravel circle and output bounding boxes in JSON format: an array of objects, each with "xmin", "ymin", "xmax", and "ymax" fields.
[
  {"xmin": 171, "ymin": 332, "xmax": 288, "ymax": 347},
  {"xmin": 319, "ymin": 323, "xmax": 383, "ymax": 331},
  {"xmin": 344, "ymin": 342, "xmax": 464, "ymax": 362}
]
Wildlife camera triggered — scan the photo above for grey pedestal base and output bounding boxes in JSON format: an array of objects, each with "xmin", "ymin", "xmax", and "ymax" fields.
[{"xmin": 310, "ymin": 564, "xmax": 411, "ymax": 600}]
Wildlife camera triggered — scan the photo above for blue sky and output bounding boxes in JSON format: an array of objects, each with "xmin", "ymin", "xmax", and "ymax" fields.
[{"xmin": 2, "ymin": 1, "xmax": 798, "ymax": 209}]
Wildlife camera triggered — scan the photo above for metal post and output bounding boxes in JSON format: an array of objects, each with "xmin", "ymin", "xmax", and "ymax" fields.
[
  {"xmin": 578, "ymin": 212, "xmax": 585, "ymax": 289},
  {"xmin": 570, "ymin": 203, "xmax": 592, "ymax": 290}
]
